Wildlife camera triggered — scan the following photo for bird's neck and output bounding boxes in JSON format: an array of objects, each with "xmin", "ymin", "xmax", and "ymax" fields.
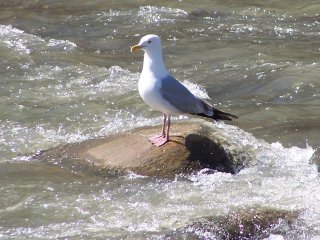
[{"xmin": 142, "ymin": 51, "xmax": 169, "ymax": 79}]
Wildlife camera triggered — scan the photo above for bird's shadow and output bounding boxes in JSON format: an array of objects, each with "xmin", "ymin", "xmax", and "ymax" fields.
[{"xmin": 184, "ymin": 134, "xmax": 236, "ymax": 174}]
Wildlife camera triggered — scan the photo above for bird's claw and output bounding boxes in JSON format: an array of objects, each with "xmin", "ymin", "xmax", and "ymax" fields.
[{"xmin": 149, "ymin": 134, "xmax": 169, "ymax": 147}]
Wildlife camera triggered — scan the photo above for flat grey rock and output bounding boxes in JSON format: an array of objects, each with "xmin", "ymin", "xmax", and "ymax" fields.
[{"xmin": 34, "ymin": 119, "xmax": 254, "ymax": 178}]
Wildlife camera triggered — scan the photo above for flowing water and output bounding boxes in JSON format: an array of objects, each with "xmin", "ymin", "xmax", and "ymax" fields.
[{"xmin": 0, "ymin": 0, "xmax": 319, "ymax": 239}]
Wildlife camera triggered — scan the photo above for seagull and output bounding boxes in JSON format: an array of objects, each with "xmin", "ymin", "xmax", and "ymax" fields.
[{"xmin": 131, "ymin": 34, "xmax": 237, "ymax": 147}]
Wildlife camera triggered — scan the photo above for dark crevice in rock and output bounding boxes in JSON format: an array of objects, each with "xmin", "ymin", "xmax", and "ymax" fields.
[{"xmin": 185, "ymin": 134, "xmax": 237, "ymax": 174}]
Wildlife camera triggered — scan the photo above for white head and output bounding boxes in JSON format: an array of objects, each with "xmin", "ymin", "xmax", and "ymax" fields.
[
  {"xmin": 131, "ymin": 34, "xmax": 168, "ymax": 77},
  {"xmin": 131, "ymin": 34, "xmax": 162, "ymax": 55}
]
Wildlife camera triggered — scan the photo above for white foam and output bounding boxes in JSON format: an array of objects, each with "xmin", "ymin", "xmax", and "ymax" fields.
[
  {"xmin": 0, "ymin": 24, "xmax": 24, "ymax": 36},
  {"xmin": 182, "ymin": 80, "xmax": 211, "ymax": 99},
  {"xmin": 137, "ymin": 6, "xmax": 187, "ymax": 25},
  {"xmin": 46, "ymin": 39, "xmax": 77, "ymax": 51}
]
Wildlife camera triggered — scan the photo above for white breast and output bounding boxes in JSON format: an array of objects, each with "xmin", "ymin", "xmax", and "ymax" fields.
[
  {"xmin": 138, "ymin": 49, "xmax": 181, "ymax": 114},
  {"xmin": 138, "ymin": 72, "xmax": 180, "ymax": 115}
]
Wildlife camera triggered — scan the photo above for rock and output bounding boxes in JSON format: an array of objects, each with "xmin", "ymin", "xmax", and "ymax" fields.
[
  {"xmin": 33, "ymin": 119, "xmax": 254, "ymax": 178},
  {"xmin": 310, "ymin": 148, "xmax": 320, "ymax": 173},
  {"xmin": 188, "ymin": 8, "xmax": 210, "ymax": 18},
  {"xmin": 177, "ymin": 207, "xmax": 299, "ymax": 239},
  {"xmin": 188, "ymin": 9, "xmax": 227, "ymax": 19}
]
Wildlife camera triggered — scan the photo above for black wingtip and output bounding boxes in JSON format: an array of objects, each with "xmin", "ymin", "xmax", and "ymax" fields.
[
  {"xmin": 195, "ymin": 99, "xmax": 238, "ymax": 121},
  {"xmin": 212, "ymin": 108, "xmax": 238, "ymax": 121},
  {"xmin": 195, "ymin": 109, "xmax": 238, "ymax": 121}
]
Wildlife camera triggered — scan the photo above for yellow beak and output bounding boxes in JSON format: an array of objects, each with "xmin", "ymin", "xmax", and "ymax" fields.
[{"xmin": 130, "ymin": 45, "xmax": 142, "ymax": 52}]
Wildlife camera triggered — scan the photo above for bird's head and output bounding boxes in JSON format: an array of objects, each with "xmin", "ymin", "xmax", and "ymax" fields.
[{"xmin": 130, "ymin": 34, "xmax": 162, "ymax": 54}]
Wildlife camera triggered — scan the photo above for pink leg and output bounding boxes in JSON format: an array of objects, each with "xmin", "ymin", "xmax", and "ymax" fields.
[
  {"xmin": 150, "ymin": 115, "xmax": 171, "ymax": 147},
  {"xmin": 149, "ymin": 114, "xmax": 166, "ymax": 142}
]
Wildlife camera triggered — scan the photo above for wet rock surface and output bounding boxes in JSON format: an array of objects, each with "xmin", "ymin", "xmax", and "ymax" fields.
[
  {"xmin": 175, "ymin": 207, "xmax": 299, "ymax": 239},
  {"xmin": 34, "ymin": 119, "xmax": 254, "ymax": 178}
]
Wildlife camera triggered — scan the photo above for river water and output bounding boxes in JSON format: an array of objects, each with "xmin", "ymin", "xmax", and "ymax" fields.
[{"xmin": 0, "ymin": 0, "xmax": 319, "ymax": 239}]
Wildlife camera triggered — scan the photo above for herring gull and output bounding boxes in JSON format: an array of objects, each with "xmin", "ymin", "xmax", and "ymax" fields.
[{"xmin": 131, "ymin": 34, "xmax": 237, "ymax": 146}]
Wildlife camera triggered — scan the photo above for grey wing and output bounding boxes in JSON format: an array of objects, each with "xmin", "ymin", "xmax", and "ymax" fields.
[{"xmin": 160, "ymin": 75, "xmax": 212, "ymax": 115}]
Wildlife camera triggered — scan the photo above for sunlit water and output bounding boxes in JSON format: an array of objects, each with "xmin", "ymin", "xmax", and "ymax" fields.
[{"xmin": 0, "ymin": 1, "xmax": 319, "ymax": 239}]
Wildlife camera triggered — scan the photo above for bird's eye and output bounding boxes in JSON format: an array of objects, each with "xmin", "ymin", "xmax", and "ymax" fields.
[{"xmin": 148, "ymin": 40, "xmax": 152, "ymax": 43}]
